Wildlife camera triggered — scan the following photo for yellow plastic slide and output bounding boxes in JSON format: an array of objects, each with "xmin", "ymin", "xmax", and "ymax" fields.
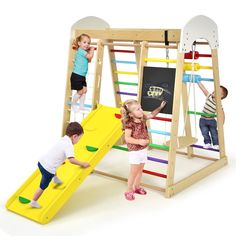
[{"xmin": 6, "ymin": 104, "xmax": 123, "ymax": 224}]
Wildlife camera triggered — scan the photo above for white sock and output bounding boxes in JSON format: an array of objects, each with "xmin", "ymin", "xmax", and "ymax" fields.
[
  {"xmin": 30, "ymin": 200, "xmax": 41, "ymax": 208},
  {"xmin": 79, "ymin": 94, "xmax": 86, "ymax": 109},
  {"xmin": 72, "ymin": 93, "xmax": 81, "ymax": 105},
  {"xmin": 53, "ymin": 176, "xmax": 62, "ymax": 184}
]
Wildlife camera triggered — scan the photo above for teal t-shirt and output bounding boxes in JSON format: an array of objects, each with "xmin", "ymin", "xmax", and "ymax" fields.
[{"xmin": 73, "ymin": 48, "xmax": 88, "ymax": 76}]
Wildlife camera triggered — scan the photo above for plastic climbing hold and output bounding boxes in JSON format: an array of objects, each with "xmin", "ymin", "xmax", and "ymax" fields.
[
  {"xmin": 86, "ymin": 145, "xmax": 98, "ymax": 152},
  {"xmin": 115, "ymin": 113, "xmax": 121, "ymax": 119},
  {"xmin": 19, "ymin": 196, "xmax": 30, "ymax": 204}
]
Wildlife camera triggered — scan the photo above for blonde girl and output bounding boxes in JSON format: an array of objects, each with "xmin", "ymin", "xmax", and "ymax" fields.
[
  {"xmin": 120, "ymin": 99, "xmax": 166, "ymax": 200},
  {"xmin": 70, "ymin": 34, "xmax": 94, "ymax": 112}
]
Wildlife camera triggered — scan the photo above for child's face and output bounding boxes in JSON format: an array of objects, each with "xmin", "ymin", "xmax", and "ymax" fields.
[
  {"xmin": 71, "ymin": 134, "xmax": 82, "ymax": 144},
  {"xmin": 130, "ymin": 104, "xmax": 144, "ymax": 119},
  {"xmin": 212, "ymin": 87, "xmax": 224, "ymax": 99},
  {"xmin": 78, "ymin": 36, "xmax": 91, "ymax": 50}
]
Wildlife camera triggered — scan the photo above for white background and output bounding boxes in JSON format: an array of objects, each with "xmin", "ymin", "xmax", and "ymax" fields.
[{"xmin": 0, "ymin": 0, "xmax": 236, "ymax": 235}]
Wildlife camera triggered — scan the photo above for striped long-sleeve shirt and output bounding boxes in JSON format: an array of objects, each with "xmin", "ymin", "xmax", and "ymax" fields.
[{"xmin": 202, "ymin": 93, "xmax": 220, "ymax": 118}]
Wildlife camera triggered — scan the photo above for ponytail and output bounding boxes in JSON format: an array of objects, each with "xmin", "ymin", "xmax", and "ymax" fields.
[{"xmin": 120, "ymin": 99, "xmax": 139, "ymax": 130}]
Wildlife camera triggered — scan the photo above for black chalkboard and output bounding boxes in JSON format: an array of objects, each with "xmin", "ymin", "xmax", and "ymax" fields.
[{"xmin": 141, "ymin": 66, "xmax": 176, "ymax": 114}]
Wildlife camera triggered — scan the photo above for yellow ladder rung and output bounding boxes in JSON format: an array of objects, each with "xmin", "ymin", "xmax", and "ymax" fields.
[
  {"xmin": 144, "ymin": 58, "xmax": 177, "ymax": 63},
  {"xmin": 114, "ymin": 71, "xmax": 138, "ymax": 75}
]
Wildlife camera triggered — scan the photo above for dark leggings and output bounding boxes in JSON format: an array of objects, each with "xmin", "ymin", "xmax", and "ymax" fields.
[{"xmin": 38, "ymin": 162, "xmax": 54, "ymax": 190}]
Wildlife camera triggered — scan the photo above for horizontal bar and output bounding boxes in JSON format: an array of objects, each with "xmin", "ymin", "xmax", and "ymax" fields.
[
  {"xmin": 103, "ymin": 42, "xmax": 140, "ymax": 47},
  {"xmin": 113, "ymin": 142, "xmax": 219, "ymax": 162},
  {"xmin": 201, "ymin": 78, "xmax": 214, "ymax": 82},
  {"xmin": 112, "ymin": 144, "xmax": 217, "ymax": 162},
  {"xmin": 75, "ymin": 29, "xmax": 181, "ymax": 42},
  {"xmin": 183, "ymin": 74, "xmax": 214, "ymax": 83},
  {"xmin": 199, "ymin": 65, "xmax": 212, "ymax": 69},
  {"xmin": 148, "ymin": 156, "xmax": 168, "ymax": 164},
  {"xmin": 112, "ymin": 146, "xmax": 168, "ymax": 164},
  {"xmin": 151, "ymin": 116, "xmax": 172, "ymax": 122},
  {"xmin": 67, "ymin": 101, "xmax": 92, "ymax": 108},
  {"xmin": 184, "ymin": 51, "xmax": 212, "ymax": 59},
  {"xmin": 188, "ymin": 111, "xmax": 217, "ymax": 117},
  {"xmin": 198, "ymin": 53, "xmax": 212, "ymax": 58},
  {"xmin": 144, "ymin": 59, "xmax": 212, "ymax": 71},
  {"xmin": 191, "ymin": 144, "xmax": 220, "ymax": 152},
  {"xmin": 143, "ymin": 169, "xmax": 167, "ymax": 179},
  {"xmin": 184, "ymin": 62, "xmax": 212, "ymax": 71},
  {"xmin": 145, "ymin": 58, "xmax": 177, "ymax": 63},
  {"xmin": 149, "ymin": 143, "xmax": 170, "ymax": 151},
  {"xmin": 104, "ymin": 42, "xmax": 178, "ymax": 49},
  {"xmin": 114, "ymin": 70, "xmax": 138, "ymax": 75},
  {"xmin": 148, "ymin": 129, "xmax": 171, "ymax": 136},
  {"xmin": 194, "ymin": 41, "xmax": 209, "ymax": 45},
  {"xmin": 93, "ymin": 170, "xmax": 166, "ymax": 192},
  {"xmin": 112, "ymin": 59, "xmax": 136, "ymax": 64},
  {"xmin": 112, "ymin": 145, "xmax": 128, "ymax": 151},
  {"xmin": 146, "ymin": 44, "xmax": 178, "ymax": 49},
  {"xmin": 114, "ymin": 81, "xmax": 138, "ymax": 86},
  {"xmin": 111, "ymin": 49, "xmax": 135, "ymax": 53},
  {"xmin": 117, "ymin": 91, "xmax": 137, "ymax": 96}
]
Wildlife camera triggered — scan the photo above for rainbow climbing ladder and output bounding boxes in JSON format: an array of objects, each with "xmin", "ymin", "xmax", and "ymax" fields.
[{"xmin": 6, "ymin": 105, "xmax": 123, "ymax": 224}]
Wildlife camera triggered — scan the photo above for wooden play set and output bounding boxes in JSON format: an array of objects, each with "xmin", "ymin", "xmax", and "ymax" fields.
[
  {"xmin": 6, "ymin": 15, "xmax": 228, "ymax": 224},
  {"xmin": 63, "ymin": 15, "xmax": 227, "ymax": 198}
]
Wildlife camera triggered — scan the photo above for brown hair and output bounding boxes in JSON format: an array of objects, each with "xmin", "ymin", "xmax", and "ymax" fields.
[
  {"xmin": 220, "ymin": 85, "xmax": 228, "ymax": 99},
  {"xmin": 120, "ymin": 99, "xmax": 139, "ymax": 130},
  {"xmin": 72, "ymin": 34, "xmax": 91, "ymax": 50},
  {"xmin": 66, "ymin": 122, "xmax": 84, "ymax": 137}
]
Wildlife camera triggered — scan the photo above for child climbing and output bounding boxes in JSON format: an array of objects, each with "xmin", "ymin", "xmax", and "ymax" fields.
[
  {"xmin": 71, "ymin": 34, "xmax": 94, "ymax": 112},
  {"xmin": 30, "ymin": 122, "xmax": 90, "ymax": 208},
  {"xmin": 197, "ymin": 82, "xmax": 228, "ymax": 149},
  {"xmin": 120, "ymin": 99, "xmax": 166, "ymax": 201}
]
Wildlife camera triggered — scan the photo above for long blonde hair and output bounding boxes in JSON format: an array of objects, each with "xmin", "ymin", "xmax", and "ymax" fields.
[{"xmin": 120, "ymin": 99, "xmax": 139, "ymax": 130}]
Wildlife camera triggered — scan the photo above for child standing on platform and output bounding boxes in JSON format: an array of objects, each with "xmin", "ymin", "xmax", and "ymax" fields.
[
  {"xmin": 30, "ymin": 122, "xmax": 90, "ymax": 208},
  {"xmin": 71, "ymin": 34, "xmax": 94, "ymax": 112},
  {"xmin": 198, "ymin": 82, "xmax": 228, "ymax": 149},
  {"xmin": 120, "ymin": 99, "xmax": 166, "ymax": 201}
]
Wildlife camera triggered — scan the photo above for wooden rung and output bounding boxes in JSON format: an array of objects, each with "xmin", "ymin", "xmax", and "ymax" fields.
[
  {"xmin": 103, "ymin": 42, "xmax": 141, "ymax": 47},
  {"xmin": 146, "ymin": 44, "xmax": 178, "ymax": 49},
  {"xmin": 93, "ymin": 170, "xmax": 165, "ymax": 192}
]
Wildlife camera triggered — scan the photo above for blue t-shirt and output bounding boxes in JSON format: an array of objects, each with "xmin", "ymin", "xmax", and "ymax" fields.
[{"xmin": 73, "ymin": 48, "xmax": 88, "ymax": 76}]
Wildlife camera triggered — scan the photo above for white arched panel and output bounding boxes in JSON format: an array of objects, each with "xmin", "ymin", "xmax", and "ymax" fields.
[{"xmin": 180, "ymin": 15, "xmax": 219, "ymax": 52}]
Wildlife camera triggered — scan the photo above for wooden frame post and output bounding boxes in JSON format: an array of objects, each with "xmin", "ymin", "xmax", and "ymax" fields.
[
  {"xmin": 62, "ymin": 37, "xmax": 76, "ymax": 135},
  {"xmin": 211, "ymin": 49, "xmax": 227, "ymax": 160},
  {"xmin": 165, "ymin": 51, "xmax": 185, "ymax": 198},
  {"xmin": 91, "ymin": 40, "xmax": 104, "ymax": 110},
  {"xmin": 137, "ymin": 41, "xmax": 148, "ymax": 102}
]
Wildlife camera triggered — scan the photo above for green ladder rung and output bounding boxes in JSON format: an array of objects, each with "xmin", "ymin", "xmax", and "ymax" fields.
[
  {"xmin": 112, "ymin": 145, "xmax": 128, "ymax": 151},
  {"xmin": 188, "ymin": 111, "xmax": 217, "ymax": 117},
  {"xmin": 113, "ymin": 144, "xmax": 170, "ymax": 151},
  {"xmin": 114, "ymin": 81, "xmax": 138, "ymax": 86},
  {"xmin": 149, "ymin": 143, "xmax": 170, "ymax": 151}
]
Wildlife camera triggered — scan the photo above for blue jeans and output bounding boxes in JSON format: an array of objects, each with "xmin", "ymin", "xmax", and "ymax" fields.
[{"xmin": 199, "ymin": 118, "xmax": 219, "ymax": 145}]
